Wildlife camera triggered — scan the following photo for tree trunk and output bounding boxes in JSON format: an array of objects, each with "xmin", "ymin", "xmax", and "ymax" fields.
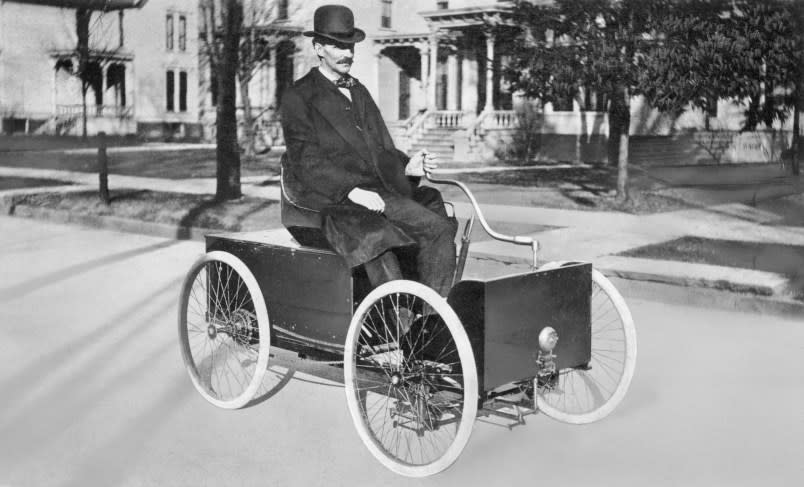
[
  {"xmin": 76, "ymin": 9, "xmax": 91, "ymax": 140},
  {"xmin": 618, "ymin": 127, "xmax": 630, "ymax": 202},
  {"xmin": 81, "ymin": 86, "xmax": 88, "ymax": 139},
  {"xmin": 794, "ymin": 3, "xmax": 803, "ymax": 176},
  {"xmin": 97, "ymin": 131, "xmax": 110, "ymax": 204},
  {"xmin": 215, "ymin": 0, "xmax": 243, "ymax": 201},
  {"xmin": 794, "ymin": 101, "xmax": 801, "ymax": 176},
  {"xmin": 610, "ymin": 85, "xmax": 630, "ymax": 202},
  {"xmin": 607, "ymin": 117, "xmax": 621, "ymax": 168}
]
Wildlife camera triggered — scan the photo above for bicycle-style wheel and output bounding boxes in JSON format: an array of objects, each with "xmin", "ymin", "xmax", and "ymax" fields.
[
  {"xmin": 178, "ymin": 251, "xmax": 270, "ymax": 409},
  {"xmin": 536, "ymin": 264, "xmax": 637, "ymax": 424},
  {"xmin": 344, "ymin": 280, "xmax": 478, "ymax": 477}
]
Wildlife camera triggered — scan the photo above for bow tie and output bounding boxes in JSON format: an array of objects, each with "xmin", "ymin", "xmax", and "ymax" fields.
[{"xmin": 335, "ymin": 75, "xmax": 356, "ymax": 89}]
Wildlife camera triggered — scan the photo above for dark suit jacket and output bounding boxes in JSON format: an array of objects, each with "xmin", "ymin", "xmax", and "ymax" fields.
[{"xmin": 280, "ymin": 68, "xmax": 415, "ymax": 211}]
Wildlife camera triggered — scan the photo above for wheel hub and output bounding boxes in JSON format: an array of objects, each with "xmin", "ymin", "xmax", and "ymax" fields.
[
  {"xmin": 390, "ymin": 372, "xmax": 403, "ymax": 386},
  {"xmin": 230, "ymin": 309, "xmax": 258, "ymax": 345},
  {"xmin": 207, "ymin": 324, "xmax": 218, "ymax": 339}
]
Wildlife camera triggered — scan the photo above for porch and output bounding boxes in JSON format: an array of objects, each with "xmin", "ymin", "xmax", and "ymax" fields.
[
  {"xmin": 375, "ymin": 4, "xmax": 519, "ymax": 162},
  {"xmin": 44, "ymin": 49, "xmax": 136, "ymax": 136}
]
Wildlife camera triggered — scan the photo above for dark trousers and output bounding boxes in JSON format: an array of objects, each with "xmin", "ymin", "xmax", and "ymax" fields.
[{"xmin": 363, "ymin": 186, "xmax": 457, "ymax": 297}]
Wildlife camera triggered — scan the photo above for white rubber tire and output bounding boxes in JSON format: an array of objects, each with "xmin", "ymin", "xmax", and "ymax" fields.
[
  {"xmin": 344, "ymin": 280, "xmax": 478, "ymax": 477},
  {"xmin": 178, "ymin": 251, "xmax": 271, "ymax": 409},
  {"xmin": 536, "ymin": 262, "xmax": 637, "ymax": 424}
]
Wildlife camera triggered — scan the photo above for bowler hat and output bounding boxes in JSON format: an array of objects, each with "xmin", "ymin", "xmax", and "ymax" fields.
[{"xmin": 304, "ymin": 5, "xmax": 366, "ymax": 44}]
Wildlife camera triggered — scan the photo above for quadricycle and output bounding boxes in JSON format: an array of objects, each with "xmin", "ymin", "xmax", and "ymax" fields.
[{"xmin": 177, "ymin": 170, "xmax": 637, "ymax": 477}]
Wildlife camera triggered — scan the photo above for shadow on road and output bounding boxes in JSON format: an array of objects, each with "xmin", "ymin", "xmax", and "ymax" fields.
[
  {"xmin": 175, "ymin": 197, "xmax": 279, "ymax": 239},
  {"xmin": 59, "ymin": 371, "xmax": 194, "ymax": 487},
  {"xmin": 0, "ymin": 277, "xmax": 182, "ymax": 399},
  {"xmin": 0, "ymin": 288, "xmax": 179, "ymax": 438},
  {"xmin": 0, "ymin": 239, "xmax": 179, "ymax": 302}
]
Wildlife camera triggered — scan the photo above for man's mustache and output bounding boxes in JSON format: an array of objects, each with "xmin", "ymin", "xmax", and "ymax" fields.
[{"xmin": 338, "ymin": 58, "xmax": 353, "ymax": 64}]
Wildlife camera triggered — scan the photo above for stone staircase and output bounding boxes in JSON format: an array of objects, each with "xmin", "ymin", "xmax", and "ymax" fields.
[{"xmin": 408, "ymin": 126, "xmax": 461, "ymax": 161}]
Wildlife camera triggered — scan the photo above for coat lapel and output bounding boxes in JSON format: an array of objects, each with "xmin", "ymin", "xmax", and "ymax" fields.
[
  {"xmin": 309, "ymin": 69, "xmax": 374, "ymax": 165},
  {"xmin": 351, "ymin": 84, "xmax": 370, "ymax": 136}
]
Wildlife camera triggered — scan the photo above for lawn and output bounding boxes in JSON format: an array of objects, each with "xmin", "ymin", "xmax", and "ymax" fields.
[
  {"xmin": 438, "ymin": 165, "xmax": 695, "ymax": 214},
  {"xmin": 11, "ymin": 189, "xmax": 282, "ymax": 232},
  {"xmin": 0, "ymin": 134, "xmax": 144, "ymax": 152},
  {"xmin": 3, "ymin": 138, "xmax": 799, "ymax": 216},
  {"xmin": 620, "ymin": 236, "xmax": 804, "ymax": 300},
  {"xmin": 0, "ymin": 148, "xmax": 281, "ymax": 180},
  {"xmin": 0, "ymin": 176, "xmax": 73, "ymax": 191}
]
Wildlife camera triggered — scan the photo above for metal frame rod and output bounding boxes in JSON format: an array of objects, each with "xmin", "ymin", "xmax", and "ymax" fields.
[{"xmin": 426, "ymin": 171, "xmax": 540, "ymax": 267}]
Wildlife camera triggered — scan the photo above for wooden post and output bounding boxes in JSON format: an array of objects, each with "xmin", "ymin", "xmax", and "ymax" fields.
[{"xmin": 98, "ymin": 131, "xmax": 110, "ymax": 205}]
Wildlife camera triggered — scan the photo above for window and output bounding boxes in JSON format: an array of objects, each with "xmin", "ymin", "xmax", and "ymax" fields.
[
  {"xmin": 166, "ymin": 71, "xmax": 175, "ymax": 112},
  {"xmin": 179, "ymin": 71, "xmax": 188, "ymax": 112},
  {"xmin": 166, "ymin": 14, "xmax": 174, "ymax": 50},
  {"xmin": 107, "ymin": 63, "xmax": 126, "ymax": 107},
  {"xmin": 178, "ymin": 16, "xmax": 186, "ymax": 51},
  {"xmin": 437, "ymin": 1, "xmax": 449, "ymax": 9},
  {"xmin": 381, "ymin": 0, "xmax": 392, "ymax": 28},
  {"xmin": 278, "ymin": 0, "xmax": 289, "ymax": 20}
]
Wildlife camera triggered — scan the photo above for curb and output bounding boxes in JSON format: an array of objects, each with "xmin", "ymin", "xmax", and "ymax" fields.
[
  {"xmin": 608, "ymin": 276, "xmax": 804, "ymax": 319},
  {"xmin": 594, "ymin": 256, "xmax": 789, "ymax": 297},
  {"xmin": 7, "ymin": 203, "xmax": 215, "ymax": 242},
  {"xmin": 4, "ymin": 199, "xmax": 802, "ymax": 319},
  {"xmin": 469, "ymin": 250, "xmax": 803, "ymax": 319}
]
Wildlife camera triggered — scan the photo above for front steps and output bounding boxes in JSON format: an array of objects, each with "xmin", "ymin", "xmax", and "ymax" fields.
[{"xmin": 409, "ymin": 127, "xmax": 461, "ymax": 161}]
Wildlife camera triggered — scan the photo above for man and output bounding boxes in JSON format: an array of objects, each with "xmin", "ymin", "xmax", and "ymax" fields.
[{"xmin": 280, "ymin": 4, "xmax": 457, "ymax": 297}]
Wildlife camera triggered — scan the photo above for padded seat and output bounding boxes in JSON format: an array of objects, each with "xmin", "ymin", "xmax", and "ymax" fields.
[{"xmin": 280, "ymin": 156, "xmax": 332, "ymax": 250}]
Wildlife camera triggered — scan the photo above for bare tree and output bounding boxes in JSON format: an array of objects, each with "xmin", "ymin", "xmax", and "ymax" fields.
[
  {"xmin": 201, "ymin": 0, "xmax": 244, "ymax": 200},
  {"xmin": 237, "ymin": 1, "xmax": 299, "ymax": 159}
]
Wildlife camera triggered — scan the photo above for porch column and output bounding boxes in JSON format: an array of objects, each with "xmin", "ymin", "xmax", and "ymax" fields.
[
  {"xmin": 418, "ymin": 43, "xmax": 429, "ymax": 111},
  {"xmin": 128, "ymin": 61, "xmax": 136, "ymax": 118},
  {"xmin": 267, "ymin": 46, "xmax": 277, "ymax": 108},
  {"xmin": 100, "ymin": 65, "xmax": 107, "ymax": 115},
  {"xmin": 427, "ymin": 31, "xmax": 438, "ymax": 110},
  {"xmin": 447, "ymin": 51, "xmax": 460, "ymax": 110},
  {"xmin": 484, "ymin": 31, "xmax": 495, "ymax": 112},
  {"xmin": 52, "ymin": 62, "xmax": 58, "ymax": 117},
  {"xmin": 461, "ymin": 42, "xmax": 477, "ymax": 112}
]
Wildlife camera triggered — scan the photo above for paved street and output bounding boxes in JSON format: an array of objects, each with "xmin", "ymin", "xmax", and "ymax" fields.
[{"xmin": 1, "ymin": 216, "xmax": 802, "ymax": 487}]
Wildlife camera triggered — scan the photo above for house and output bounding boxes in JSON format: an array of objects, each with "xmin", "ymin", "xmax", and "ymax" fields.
[
  {"xmin": 211, "ymin": 0, "xmax": 796, "ymax": 165},
  {"xmin": 199, "ymin": 0, "xmax": 523, "ymax": 160},
  {"xmin": 0, "ymin": 0, "xmax": 201, "ymax": 139}
]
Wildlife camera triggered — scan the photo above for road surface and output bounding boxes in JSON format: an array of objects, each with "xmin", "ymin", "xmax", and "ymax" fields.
[{"xmin": 0, "ymin": 216, "xmax": 801, "ymax": 486}]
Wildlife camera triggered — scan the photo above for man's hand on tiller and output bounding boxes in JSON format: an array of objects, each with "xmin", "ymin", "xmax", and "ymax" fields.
[
  {"xmin": 405, "ymin": 149, "xmax": 439, "ymax": 177},
  {"xmin": 348, "ymin": 187, "xmax": 385, "ymax": 213}
]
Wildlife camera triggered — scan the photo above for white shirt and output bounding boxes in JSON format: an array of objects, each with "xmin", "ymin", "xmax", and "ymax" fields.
[{"xmin": 317, "ymin": 66, "xmax": 352, "ymax": 101}]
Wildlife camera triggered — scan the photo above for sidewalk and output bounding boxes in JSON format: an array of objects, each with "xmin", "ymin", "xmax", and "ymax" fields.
[{"xmin": 2, "ymin": 165, "xmax": 802, "ymax": 317}]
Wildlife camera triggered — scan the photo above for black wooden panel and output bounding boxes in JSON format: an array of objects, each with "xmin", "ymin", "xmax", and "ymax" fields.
[
  {"xmin": 449, "ymin": 264, "xmax": 592, "ymax": 392},
  {"xmin": 482, "ymin": 264, "xmax": 592, "ymax": 390},
  {"xmin": 447, "ymin": 281, "xmax": 487, "ymax": 393},
  {"xmin": 206, "ymin": 233, "xmax": 353, "ymax": 349}
]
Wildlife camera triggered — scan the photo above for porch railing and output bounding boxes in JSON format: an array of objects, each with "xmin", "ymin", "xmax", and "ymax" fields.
[
  {"xmin": 427, "ymin": 110, "xmax": 466, "ymax": 129},
  {"xmin": 57, "ymin": 104, "xmax": 133, "ymax": 118},
  {"xmin": 403, "ymin": 109, "xmax": 431, "ymax": 151},
  {"xmin": 469, "ymin": 109, "xmax": 518, "ymax": 145},
  {"xmin": 390, "ymin": 109, "xmax": 424, "ymax": 151},
  {"xmin": 485, "ymin": 110, "xmax": 517, "ymax": 129}
]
